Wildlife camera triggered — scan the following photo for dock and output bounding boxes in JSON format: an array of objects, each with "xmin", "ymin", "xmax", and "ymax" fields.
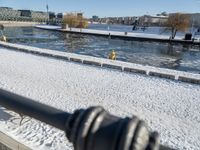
[{"xmin": 35, "ymin": 25, "xmax": 200, "ymax": 45}]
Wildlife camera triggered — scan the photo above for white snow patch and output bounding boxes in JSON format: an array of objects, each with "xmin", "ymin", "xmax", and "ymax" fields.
[
  {"xmin": 0, "ymin": 41, "xmax": 199, "ymax": 82},
  {"xmin": 35, "ymin": 25, "xmax": 184, "ymax": 40},
  {"xmin": 35, "ymin": 25, "xmax": 61, "ymax": 30},
  {"xmin": 0, "ymin": 47, "xmax": 200, "ymax": 150}
]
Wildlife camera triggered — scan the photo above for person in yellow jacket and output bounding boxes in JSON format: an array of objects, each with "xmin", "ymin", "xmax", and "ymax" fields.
[
  {"xmin": 2, "ymin": 35, "xmax": 7, "ymax": 42},
  {"xmin": 0, "ymin": 24, "xmax": 6, "ymax": 42},
  {"xmin": 108, "ymin": 50, "xmax": 116, "ymax": 60}
]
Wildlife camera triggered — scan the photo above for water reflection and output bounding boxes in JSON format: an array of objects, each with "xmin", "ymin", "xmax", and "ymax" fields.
[
  {"xmin": 160, "ymin": 44, "xmax": 182, "ymax": 57},
  {"xmin": 62, "ymin": 34, "xmax": 88, "ymax": 52},
  {"xmin": 3, "ymin": 26, "xmax": 200, "ymax": 73}
]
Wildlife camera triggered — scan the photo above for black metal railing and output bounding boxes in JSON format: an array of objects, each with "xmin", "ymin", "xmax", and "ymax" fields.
[{"xmin": 0, "ymin": 88, "xmax": 174, "ymax": 150}]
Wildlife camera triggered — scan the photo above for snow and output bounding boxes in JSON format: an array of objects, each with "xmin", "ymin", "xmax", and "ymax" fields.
[
  {"xmin": 0, "ymin": 41, "xmax": 199, "ymax": 81},
  {"xmin": 35, "ymin": 25, "xmax": 61, "ymax": 30},
  {"xmin": 36, "ymin": 24, "xmax": 200, "ymax": 42},
  {"xmin": 35, "ymin": 25, "xmax": 185, "ymax": 40},
  {"xmin": 0, "ymin": 47, "xmax": 200, "ymax": 150}
]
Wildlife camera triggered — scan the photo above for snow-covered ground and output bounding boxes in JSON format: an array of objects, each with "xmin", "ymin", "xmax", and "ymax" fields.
[
  {"xmin": 35, "ymin": 25, "xmax": 200, "ymax": 42},
  {"xmin": 35, "ymin": 25, "xmax": 185, "ymax": 40},
  {"xmin": 1, "ymin": 41, "xmax": 199, "ymax": 81},
  {"xmin": 0, "ymin": 47, "xmax": 200, "ymax": 150},
  {"xmin": 35, "ymin": 24, "xmax": 200, "ymax": 43}
]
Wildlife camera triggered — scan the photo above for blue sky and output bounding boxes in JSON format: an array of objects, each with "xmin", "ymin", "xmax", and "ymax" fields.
[{"xmin": 0, "ymin": 0, "xmax": 200, "ymax": 17}]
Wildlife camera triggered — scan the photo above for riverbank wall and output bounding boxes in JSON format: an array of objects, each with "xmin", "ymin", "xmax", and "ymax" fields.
[
  {"xmin": 0, "ymin": 131, "xmax": 31, "ymax": 150},
  {"xmin": 35, "ymin": 25, "xmax": 200, "ymax": 45},
  {"xmin": 0, "ymin": 41, "xmax": 199, "ymax": 84},
  {"xmin": 0, "ymin": 21, "xmax": 43, "ymax": 27}
]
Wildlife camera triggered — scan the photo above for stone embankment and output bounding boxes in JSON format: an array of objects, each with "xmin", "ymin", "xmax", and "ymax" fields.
[
  {"xmin": 0, "ymin": 21, "xmax": 42, "ymax": 27},
  {"xmin": 0, "ymin": 41, "xmax": 199, "ymax": 84},
  {"xmin": 35, "ymin": 25, "xmax": 200, "ymax": 45}
]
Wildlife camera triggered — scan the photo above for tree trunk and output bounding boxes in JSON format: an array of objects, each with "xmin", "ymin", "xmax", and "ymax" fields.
[
  {"xmin": 173, "ymin": 29, "xmax": 177, "ymax": 39},
  {"xmin": 171, "ymin": 28, "xmax": 177, "ymax": 39},
  {"xmin": 171, "ymin": 28, "xmax": 175, "ymax": 39}
]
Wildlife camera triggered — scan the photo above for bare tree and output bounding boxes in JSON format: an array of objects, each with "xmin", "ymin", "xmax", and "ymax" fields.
[
  {"xmin": 63, "ymin": 13, "xmax": 88, "ymax": 28},
  {"xmin": 165, "ymin": 13, "xmax": 190, "ymax": 39}
]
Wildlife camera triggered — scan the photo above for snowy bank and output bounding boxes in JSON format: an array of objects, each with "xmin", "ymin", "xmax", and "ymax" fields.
[
  {"xmin": 35, "ymin": 25, "xmax": 200, "ymax": 45},
  {"xmin": 0, "ymin": 46, "xmax": 200, "ymax": 149},
  {"xmin": 0, "ymin": 41, "xmax": 199, "ymax": 84}
]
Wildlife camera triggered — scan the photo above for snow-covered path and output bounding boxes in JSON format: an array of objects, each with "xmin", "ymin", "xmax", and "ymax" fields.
[
  {"xmin": 0, "ymin": 47, "xmax": 200, "ymax": 150},
  {"xmin": 35, "ymin": 25, "xmax": 181, "ymax": 40}
]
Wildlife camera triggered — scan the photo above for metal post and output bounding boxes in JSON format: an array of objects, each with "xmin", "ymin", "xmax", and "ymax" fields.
[
  {"xmin": 0, "ymin": 88, "xmax": 174, "ymax": 150},
  {"xmin": 0, "ymin": 89, "xmax": 70, "ymax": 131},
  {"xmin": 46, "ymin": 0, "xmax": 49, "ymax": 24}
]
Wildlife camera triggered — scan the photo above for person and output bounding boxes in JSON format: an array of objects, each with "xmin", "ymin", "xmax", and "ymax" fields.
[
  {"xmin": 2, "ymin": 35, "xmax": 7, "ymax": 42},
  {"xmin": 132, "ymin": 20, "xmax": 138, "ymax": 31},
  {"xmin": 0, "ymin": 24, "xmax": 6, "ymax": 42},
  {"xmin": 108, "ymin": 50, "xmax": 116, "ymax": 60},
  {"xmin": 132, "ymin": 25, "xmax": 136, "ymax": 31}
]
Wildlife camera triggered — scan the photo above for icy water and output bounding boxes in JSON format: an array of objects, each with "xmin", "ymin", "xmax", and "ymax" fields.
[{"xmin": 3, "ymin": 25, "xmax": 200, "ymax": 73}]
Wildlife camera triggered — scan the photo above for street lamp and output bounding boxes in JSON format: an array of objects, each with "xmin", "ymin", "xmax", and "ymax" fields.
[{"xmin": 46, "ymin": 0, "xmax": 49, "ymax": 24}]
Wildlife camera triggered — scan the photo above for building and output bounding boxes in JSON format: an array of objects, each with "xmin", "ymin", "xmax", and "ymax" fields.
[
  {"xmin": 0, "ymin": 7, "xmax": 48, "ymax": 22},
  {"xmin": 57, "ymin": 13, "xmax": 65, "ymax": 19},
  {"xmin": 48, "ymin": 12, "xmax": 56, "ymax": 20},
  {"xmin": 186, "ymin": 13, "xmax": 200, "ymax": 28},
  {"xmin": 92, "ymin": 15, "xmax": 99, "ymax": 21},
  {"xmin": 123, "ymin": 17, "xmax": 138, "ymax": 25},
  {"xmin": 0, "ymin": 7, "xmax": 20, "ymax": 20},
  {"xmin": 31, "ymin": 11, "xmax": 48, "ymax": 22},
  {"xmin": 18, "ymin": 10, "xmax": 31, "ymax": 18},
  {"xmin": 138, "ymin": 15, "xmax": 168, "ymax": 26},
  {"xmin": 91, "ymin": 16, "xmax": 139, "ymax": 25}
]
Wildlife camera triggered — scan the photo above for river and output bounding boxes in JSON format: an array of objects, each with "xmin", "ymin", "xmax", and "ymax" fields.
[{"xmin": 2, "ymin": 24, "xmax": 200, "ymax": 74}]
